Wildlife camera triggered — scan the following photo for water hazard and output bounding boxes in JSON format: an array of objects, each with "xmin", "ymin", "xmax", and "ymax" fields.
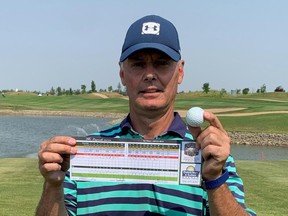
[{"xmin": 0, "ymin": 116, "xmax": 287, "ymax": 160}]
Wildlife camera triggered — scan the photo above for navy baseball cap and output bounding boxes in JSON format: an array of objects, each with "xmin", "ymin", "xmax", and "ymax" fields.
[{"xmin": 120, "ymin": 15, "xmax": 181, "ymax": 62}]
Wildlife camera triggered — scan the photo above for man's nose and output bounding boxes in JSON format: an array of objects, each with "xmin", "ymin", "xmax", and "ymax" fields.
[{"xmin": 143, "ymin": 65, "xmax": 157, "ymax": 81}]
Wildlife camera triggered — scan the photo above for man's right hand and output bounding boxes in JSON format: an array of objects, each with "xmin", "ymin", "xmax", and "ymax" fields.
[{"xmin": 38, "ymin": 136, "xmax": 77, "ymax": 186}]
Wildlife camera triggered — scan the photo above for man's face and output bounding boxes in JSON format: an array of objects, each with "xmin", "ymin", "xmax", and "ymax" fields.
[{"xmin": 120, "ymin": 49, "xmax": 184, "ymax": 114}]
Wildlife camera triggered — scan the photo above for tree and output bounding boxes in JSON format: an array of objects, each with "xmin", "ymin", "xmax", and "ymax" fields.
[
  {"xmin": 202, "ymin": 83, "xmax": 210, "ymax": 94},
  {"xmin": 258, "ymin": 84, "xmax": 266, "ymax": 93},
  {"xmin": 242, "ymin": 88, "xmax": 249, "ymax": 95},
  {"xmin": 91, "ymin": 80, "xmax": 96, "ymax": 93},
  {"xmin": 64, "ymin": 88, "xmax": 73, "ymax": 95},
  {"xmin": 56, "ymin": 87, "xmax": 62, "ymax": 96},
  {"xmin": 108, "ymin": 86, "xmax": 113, "ymax": 92},
  {"xmin": 121, "ymin": 86, "xmax": 127, "ymax": 96},
  {"xmin": 81, "ymin": 85, "xmax": 86, "ymax": 94},
  {"xmin": 220, "ymin": 88, "xmax": 227, "ymax": 97},
  {"xmin": 74, "ymin": 89, "xmax": 81, "ymax": 95},
  {"xmin": 274, "ymin": 86, "xmax": 285, "ymax": 92},
  {"xmin": 117, "ymin": 82, "xmax": 122, "ymax": 93},
  {"xmin": 49, "ymin": 87, "xmax": 55, "ymax": 96}
]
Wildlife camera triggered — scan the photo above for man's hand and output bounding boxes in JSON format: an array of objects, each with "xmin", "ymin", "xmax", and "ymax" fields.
[
  {"xmin": 188, "ymin": 111, "xmax": 230, "ymax": 180},
  {"xmin": 38, "ymin": 136, "xmax": 77, "ymax": 186}
]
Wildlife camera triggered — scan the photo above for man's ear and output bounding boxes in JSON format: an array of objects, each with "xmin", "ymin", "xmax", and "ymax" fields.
[
  {"xmin": 119, "ymin": 67, "xmax": 126, "ymax": 86},
  {"xmin": 178, "ymin": 60, "xmax": 185, "ymax": 84}
]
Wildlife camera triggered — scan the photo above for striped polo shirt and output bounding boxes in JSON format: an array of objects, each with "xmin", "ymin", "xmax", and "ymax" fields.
[{"xmin": 64, "ymin": 113, "xmax": 256, "ymax": 216}]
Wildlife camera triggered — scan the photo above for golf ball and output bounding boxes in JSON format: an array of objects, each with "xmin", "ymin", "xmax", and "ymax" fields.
[{"xmin": 186, "ymin": 107, "xmax": 204, "ymax": 127}]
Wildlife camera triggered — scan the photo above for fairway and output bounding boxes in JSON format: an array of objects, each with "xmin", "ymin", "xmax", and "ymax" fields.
[
  {"xmin": 0, "ymin": 159, "xmax": 42, "ymax": 216},
  {"xmin": 1, "ymin": 92, "xmax": 288, "ymax": 134},
  {"xmin": 236, "ymin": 160, "xmax": 288, "ymax": 216},
  {"xmin": 0, "ymin": 158, "xmax": 287, "ymax": 216}
]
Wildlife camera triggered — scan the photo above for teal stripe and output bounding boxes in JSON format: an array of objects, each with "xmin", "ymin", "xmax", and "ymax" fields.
[
  {"xmin": 225, "ymin": 155, "xmax": 246, "ymax": 206},
  {"xmin": 67, "ymin": 209, "xmax": 76, "ymax": 216},
  {"xmin": 226, "ymin": 164, "xmax": 237, "ymax": 172},
  {"xmin": 90, "ymin": 123, "xmax": 122, "ymax": 136},
  {"xmin": 64, "ymin": 184, "xmax": 77, "ymax": 216},
  {"xmin": 159, "ymin": 183, "xmax": 204, "ymax": 195},
  {"xmin": 77, "ymin": 180, "xmax": 125, "ymax": 187},
  {"xmin": 63, "ymin": 183, "xmax": 77, "ymax": 198},
  {"xmin": 76, "ymin": 181, "xmax": 205, "ymax": 198},
  {"xmin": 226, "ymin": 155, "xmax": 234, "ymax": 163},
  {"xmin": 184, "ymin": 132, "xmax": 194, "ymax": 140},
  {"xmin": 77, "ymin": 189, "xmax": 203, "ymax": 211},
  {"xmin": 73, "ymin": 172, "xmax": 178, "ymax": 182},
  {"xmin": 77, "ymin": 203, "xmax": 196, "ymax": 216},
  {"xmin": 246, "ymin": 207, "xmax": 257, "ymax": 215},
  {"xmin": 160, "ymin": 135, "xmax": 181, "ymax": 140}
]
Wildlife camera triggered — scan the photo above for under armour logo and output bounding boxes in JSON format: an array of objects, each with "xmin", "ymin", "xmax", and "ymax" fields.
[{"xmin": 142, "ymin": 22, "xmax": 160, "ymax": 35}]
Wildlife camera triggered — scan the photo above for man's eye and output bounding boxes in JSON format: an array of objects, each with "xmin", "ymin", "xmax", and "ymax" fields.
[
  {"xmin": 132, "ymin": 62, "xmax": 145, "ymax": 67},
  {"xmin": 155, "ymin": 60, "xmax": 169, "ymax": 66}
]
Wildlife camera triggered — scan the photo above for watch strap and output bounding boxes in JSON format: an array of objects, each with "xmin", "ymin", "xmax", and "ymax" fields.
[{"xmin": 204, "ymin": 169, "xmax": 229, "ymax": 190}]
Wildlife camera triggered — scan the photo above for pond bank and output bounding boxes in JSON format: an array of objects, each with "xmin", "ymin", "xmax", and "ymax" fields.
[
  {"xmin": 0, "ymin": 109, "xmax": 127, "ymax": 119},
  {"xmin": 229, "ymin": 132, "xmax": 288, "ymax": 147},
  {"xmin": 1, "ymin": 109, "xmax": 287, "ymax": 147}
]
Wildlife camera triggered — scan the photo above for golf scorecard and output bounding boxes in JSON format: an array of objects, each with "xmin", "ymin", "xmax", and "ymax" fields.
[{"xmin": 70, "ymin": 137, "xmax": 202, "ymax": 186}]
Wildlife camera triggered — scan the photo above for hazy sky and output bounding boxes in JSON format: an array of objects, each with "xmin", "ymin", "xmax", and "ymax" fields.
[{"xmin": 0, "ymin": 0, "xmax": 287, "ymax": 93}]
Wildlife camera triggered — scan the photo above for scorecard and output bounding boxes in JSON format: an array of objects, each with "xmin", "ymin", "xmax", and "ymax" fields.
[{"xmin": 70, "ymin": 137, "xmax": 202, "ymax": 186}]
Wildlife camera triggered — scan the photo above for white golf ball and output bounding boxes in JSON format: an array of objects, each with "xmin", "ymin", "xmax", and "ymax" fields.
[{"xmin": 186, "ymin": 107, "xmax": 204, "ymax": 127}]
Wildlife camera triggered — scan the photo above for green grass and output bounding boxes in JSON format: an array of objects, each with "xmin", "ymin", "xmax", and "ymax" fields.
[
  {"xmin": 1, "ymin": 92, "xmax": 288, "ymax": 133},
  {"xmin": 0, "ymin": 93, "xmax": 129, "ymax": 113},
  {"xmin": 236, "ymin": 160, "xmax": 288, "ymax": 216},
  {"xmin": 0, "ymin": 158, "xmax": 287, "ymax": 215},
  {"xmin": 0, "ymin": 159, "xmax": 42, "ymax": 216},
  {"xmin": 219, "ymin": 114, "xmax": 288, "ymax": 133}
]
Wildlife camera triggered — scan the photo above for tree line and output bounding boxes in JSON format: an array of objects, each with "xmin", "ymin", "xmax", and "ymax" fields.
[
  {"xmin": 47, "ymin": 81, "xmax": 125, "ymax": 96},
  {"xmin": 1, "ymin": 81, "xmax": 285, "ymax": 96},
  {"xmin": 201, "ymin": 83, "xmax": 285, "ymax": 95},
  {"xmin": 48, "ymin": 82, "xmax": 285, "ymax": 97}
]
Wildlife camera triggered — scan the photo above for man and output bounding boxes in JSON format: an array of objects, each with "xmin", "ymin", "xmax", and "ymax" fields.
[{"xmin": 36, "ymin": 15, "xmax": 256, "ymax": 215}]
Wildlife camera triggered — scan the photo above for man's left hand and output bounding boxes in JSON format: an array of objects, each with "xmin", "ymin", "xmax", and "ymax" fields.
[{"xmin": 188, "ymin": 111, "xmax": 230, "ymax": 180}]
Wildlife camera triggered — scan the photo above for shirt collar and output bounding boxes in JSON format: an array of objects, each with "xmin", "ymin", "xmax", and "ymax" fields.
[{"xmin": 120, "ymin": 112, "xmax": 188, "ymax": 138}]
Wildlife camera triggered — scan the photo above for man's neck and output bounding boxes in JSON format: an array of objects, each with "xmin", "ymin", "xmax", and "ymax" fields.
[{"xmin": 129, "ymin": 108, "xmax": 175, "ymax": 139}]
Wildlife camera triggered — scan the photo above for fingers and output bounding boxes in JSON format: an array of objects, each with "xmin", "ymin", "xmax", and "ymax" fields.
[
  {"xmin": 40, "ymin": 162, "xmax": 62, "ymax": 174},
  {"xmin": 187, "ymin": 125, "xmax": 202, "ymax": 141},
  {"xmin": 48, "ymin": 136, "xmax": 77, "ymax": 148},
  {"xmin": 187, "ymin": 110, "xmax": 230, "ymax": 180},
  {"xmin": 187, "ymin": 111, "xmax": 226, "ymax": 139},
  {"xmin": 198, "ymin": 126, "xmax": 230, "ymax": 180},
  {"xmin": 198, "ymin": 128, "xmax": 230, "ymax": 161},
  {"xmin": 38, "ymin": 136, "xmax": 77, "ymax": 183},
  {"xmin": 203, "ymin": 111, "xmax": 227, "ymax": 134},
  {"xmin": 39, "ymin": 136, "xmax": 77, "ymax": 155},
  {"xmin": 198, "ymin": 112, "xmax": 230, "ymax": 157}
]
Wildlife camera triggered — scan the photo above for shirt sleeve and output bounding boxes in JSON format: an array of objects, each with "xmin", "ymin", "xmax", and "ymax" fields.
[
  {"xmin": 63, "ymin": 170, "xmax": 78, "ymax": 216},
  {"xmin": 225, "ymin": 155, "xmax": 257, "ymax": 216}
]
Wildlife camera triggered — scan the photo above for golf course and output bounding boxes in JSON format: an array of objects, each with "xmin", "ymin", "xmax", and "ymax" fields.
[{"xmin": 0, "ymin": 91, "xmax": 287, "ymax": 215}]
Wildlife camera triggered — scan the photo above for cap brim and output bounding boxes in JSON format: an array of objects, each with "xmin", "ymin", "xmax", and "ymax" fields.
[{"xmin": 120, "ymin": 43, "xmax": 181, "ymax": 62}]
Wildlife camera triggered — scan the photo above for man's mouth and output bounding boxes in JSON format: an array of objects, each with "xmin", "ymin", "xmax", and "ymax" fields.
[
  {"xmin": 139, "ymin": 86, "xmax": 162, "ymax": 94},
  {"xmin": 141, "ymin": 89, "xmax": 160, "ymax": 93}
]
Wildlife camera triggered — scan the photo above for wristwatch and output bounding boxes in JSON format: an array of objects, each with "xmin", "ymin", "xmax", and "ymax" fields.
[{"xmin": 204, "ymin": 169, "xmax": 229, "ymax": 190}]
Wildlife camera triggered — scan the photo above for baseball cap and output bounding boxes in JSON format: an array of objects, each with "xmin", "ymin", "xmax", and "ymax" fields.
[{"xmin": 120, "ymin": 15, "xmax": 181, "ymax": 62}]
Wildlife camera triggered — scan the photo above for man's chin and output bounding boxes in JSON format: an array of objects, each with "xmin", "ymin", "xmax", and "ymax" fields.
[
  {"xmin": 134, "ymin": 97, "xmax": 166, "ymax": 110},
  {"xmin": 137, "ymin": 101, "xmax": 162, "ymax": 111}
]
